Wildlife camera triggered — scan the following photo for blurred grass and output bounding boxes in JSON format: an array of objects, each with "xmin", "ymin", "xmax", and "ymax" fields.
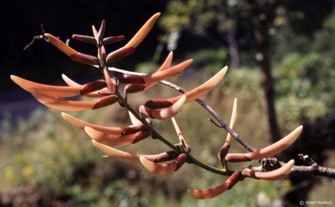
[{"xmin": 0, "ymin": 68, "xmax": 333, "ymax": 206}]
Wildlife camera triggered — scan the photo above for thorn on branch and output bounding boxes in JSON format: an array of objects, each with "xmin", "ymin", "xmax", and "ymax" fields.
[{"xmin": 209, "ymin": 118, "xmax": 221, "ymax": 127}]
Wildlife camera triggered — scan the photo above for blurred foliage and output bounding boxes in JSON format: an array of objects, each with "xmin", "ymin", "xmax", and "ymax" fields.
[{"xmin": 275, "ymin": 52, "xmax": 335, "ymax": 124}]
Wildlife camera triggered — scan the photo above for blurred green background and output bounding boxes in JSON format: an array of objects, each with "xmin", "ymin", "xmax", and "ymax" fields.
[{"xmin": 1, "ymin": 0, "xmax": 335, "ymax": 206}]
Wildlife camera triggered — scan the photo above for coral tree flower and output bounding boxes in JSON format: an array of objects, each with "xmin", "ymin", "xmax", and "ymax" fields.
[
  {"xmin": 62, "ymin": 111, "xmax": 151, "ymax": 145},
  {"xmin": 44, "ymin": 33, "xmax": 100, "ymax": 66},
  {"xmin": 84, "ymin": 126, "xmax": 150, "ymax": 146},
  {"xmin": 120, "ymin": 58, "xmax": 193, "ymax": 95},
  {"xmin": 139, "ymin": 95, "xmax": 187, "ymax": 120},
  {"xmin": 10, "ymin": 75, "xmax": 118, "ymax": 111},
  {"xmin": 139, "ymin": 153, "xmax": 188, "ymax": 176},
  {"xmin": 218, "ymin": 98, "xmax": 238, "ymax": 167},
  {"xmin": 225, "ymin": 126, "xmax": 303, "ymax": 162},
  {"xmin": 188, "ymin": 171, "xmax": 242, "ymax": 199},
  {"xmin": 92, "ymin": 140, "xmax": 178, "ymax": 164},
  {"xmin": 144, "ymin": 67, "xmax": 228, "ymax": 110},
  {"xmin": 241, "ymin": 159, "xmax": 295, "ymax": 180}
]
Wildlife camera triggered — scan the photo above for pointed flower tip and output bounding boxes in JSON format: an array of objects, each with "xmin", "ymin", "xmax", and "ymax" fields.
[
  {"xmin": 44, "ymin": 33, "xmax": 77, "ymax": 56},
  {"xmin": 242, "ymin": 159, "xmax": 295, "ymax": 180},
  {"xmin": 174, "ymin": 66, "xmax": 227, "ymax": 103},
  {"xmin": 91, "ymin": 140, "xmax": 140, "ymax": 163},
  {"xmin": 125, "ymin": 13, "xmax": 161, "ymax": 48},
  {"xmin": 154, "ymin": 12, "xmax": 161, "ymax": 17},
  {"xmin": 188, "ymin": 171, "xmax": 241, "ymax": 199},
  {"xmin": 226, "ymin": 125, "xmax": 303, "ymax": 162}
]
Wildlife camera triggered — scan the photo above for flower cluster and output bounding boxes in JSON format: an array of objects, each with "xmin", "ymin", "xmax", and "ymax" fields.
[{"xmin": 11, "ymin": 13, "xmax": 303, "ymax": 199}]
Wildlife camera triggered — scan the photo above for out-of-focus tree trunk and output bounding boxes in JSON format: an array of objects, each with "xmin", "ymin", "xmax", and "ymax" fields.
[
  {"xmin": 253, "ymin": 29, "xmax": 282, "ymax": 142},
  {"xmin": 227, "ymin": 27, "xmax": 240, "ymax": 69}
]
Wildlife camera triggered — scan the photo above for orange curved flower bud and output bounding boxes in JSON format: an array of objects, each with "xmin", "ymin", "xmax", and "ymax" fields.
[
  {"xmin": 62, "ymin": 112, "xmax": 147, "ymax": 136},
  {"xmin": 44, "ymin": 33, "xmax": 77, "ymax": 56},
  {"xmin": 218, "ymin": 98, "xmax": 238, "ymax": 165},
  {"xmin": 31, "ymin": 91, "xmax": 95, "ymax": 111},
  {"xmin": 225, "ymin": 98, "xmax": 238, "ymax": 145},
  {"xmin": 10, "ymin": 75, "xmax": 81, "ymax": 98},
  {"xmin": 92, "ymin": 140, "xmax": 178, "ymax": 164},
  {"xmin": 241, "ymin": 160, "xmax": 294, "ymax": 180},
  {"xmin": 173, "ymin": 67, "xmax": 228, "ymax": 103},
  {"xmin": 124, "ymin": 12, "xmax": 161, "ymax": 48},
  {"xmin": 225, "ymin": 126, "xmax": 303, "ymax": 162},
  {"xmin": 139, "ymin": 95, "xmax": 186, "ymax": 120},
  {"xmin": 142, "ymin": 59, "xmax": 193, "ymax": 85},
  {"xmin": 145, "ymin": 51, "xmax": 174, "ymax": 89},
  {"xmin": 106, "ymin": 47, "xmax": 135, "ymax": 63},
  {"xmin": 61, "ymin": 113, "xmax": 124, "ymax": 134},
  {"xmin": 61, "ymin": 74, "xmax": 81, "ymax": 87},
  {"xmin": 31, "ymin": 91, "xmax": 117, "ymax": 111},
  {"xmin": 84, "ymin": 127, "xmax": 150, "ymax": 146},
  {"xmin": 148, "ymin": 67, "xmax": 228, "ymax": 106},
  {"xmin": 139, "ymin": 153, "xmax": 187, "ymax": 176},
  {"xmin": 188, "ymin": 171, "xmax": 242, "ymax": 199}
]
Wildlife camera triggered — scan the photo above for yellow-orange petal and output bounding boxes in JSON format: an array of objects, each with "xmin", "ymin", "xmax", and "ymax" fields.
[
  {"xmin": 188, "ymin": 183, "xmax": 229, "ymax": 199},
  {"xmin": 92, "ymin": 141, "xmax": 174, "ymax": 163},
  {"xmin": 139, "ymin": 156, "xmax": 178, "ymax": 176},
  {"xmin": 61, "ymin": 74, "xmax": 81, "ymax": 87},
  {"xmin": 92, "ymin": 140, "xmax": 141, "ymax": 163},
  {"xmin": 31, "ymin": 92, "xmax": 97, "ymax": 111},
  {"xmin": 166, "ymin": 67, "xmax": 228, "ymax": 104},
  {"xmin": 44, "ymin": 33, "xmax": 77, "ymax": 56},
  {"xmin": 145, "ymin": 51, "xmax": 174, "ymax": 89},
  {"xmin": 226, "ymin": 126, "xmax": 303, "ymax": 162},
  {"xmin": 84, "ymin": 127, "xmax": 149, "ymax": 146},
  {"xmin": 61, "ymin": 112, "xmax": 123, "ymax": 134},
  {"xmin": 242, "ymin": 160, "xmax": 295, "ymax": 180},
  {"xmin": 11, "ymin": 75, "xmax": 80, "ymax": 97},
  {"xmin": 139, "ymin": 95, "xmax": 186, "ymax": 120},
  {"xmin": 188, "ymin": 171, "xmax": 241, "ymax": 199},
  {"xmin": 124, "ymin": 13, "xmax": 161, "ymax": 48},
  {"xmin": 143, "ymin": 59, "xmax": 193, "ymax": 85},
  {"xmin": 128, "ymin": 111, "xmax": 143, "ymax": 126},
  {"xmin": 226, "ymin": 98, "xmax": 238, "ymax": 144}
]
